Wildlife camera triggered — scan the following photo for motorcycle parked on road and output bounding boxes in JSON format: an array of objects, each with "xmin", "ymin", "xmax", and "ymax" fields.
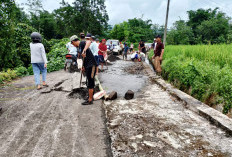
[{"xmin": 64, "ymin": 54, "xmax": 78, "ymax": 73}]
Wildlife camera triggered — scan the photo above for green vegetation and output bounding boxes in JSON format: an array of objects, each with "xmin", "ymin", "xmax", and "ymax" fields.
[
  {"xmin": 0, "ymin": 39, "xmax": 68, "ymax": 85},
  {"xmin": 110, "ymin": 18, "xmax": 164, "ymax": 43},
  {"xmin": 167, "ymin": 8, "xmax": 232, "ymax": 45},
  {"xmin": 149, "ymin": 45, "xmax": 232, "ymax": 113}
]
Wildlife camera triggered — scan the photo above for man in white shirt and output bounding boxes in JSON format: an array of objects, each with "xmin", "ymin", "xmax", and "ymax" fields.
[
  {"xmin": 66, "ymin": 35, "xmax": 79, "ymax": 64},
  {"xmin": 90, "ymin": 36, "xmax": 99, "ymax": 74}
]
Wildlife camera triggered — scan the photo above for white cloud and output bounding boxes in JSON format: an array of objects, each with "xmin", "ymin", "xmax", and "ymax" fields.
[{"xmin": 15, "ymin": 0, "xmax": 232, "ymax": 27}]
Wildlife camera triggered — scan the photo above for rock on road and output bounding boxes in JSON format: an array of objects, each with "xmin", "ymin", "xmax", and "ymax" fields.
[{"xmin": 0, "ymin": 71, "xmax": 111, "ymax": 157}]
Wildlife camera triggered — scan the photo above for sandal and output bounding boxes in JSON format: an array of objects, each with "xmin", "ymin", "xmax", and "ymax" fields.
[
  {"xmin": 43, "ymin": 84, "xmax": 49, "ymax": 87},
  {"xmin": 37, "ymin": 87, "xmax": 43, "ymax": 90}
]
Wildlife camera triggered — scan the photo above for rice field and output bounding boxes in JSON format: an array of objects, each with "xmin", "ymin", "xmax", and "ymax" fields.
[
  {"xmin": 148, "ymin": 44, "xmax": 232, "ymax": 114},
  {"xmin": 164, "ymin": 44, "xmax": 232, "ymax": 68}
]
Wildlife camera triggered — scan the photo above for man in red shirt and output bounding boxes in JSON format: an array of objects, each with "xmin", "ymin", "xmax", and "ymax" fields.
[
  {"xmin": 98, "ymin": 39, "xmax": 107, "ymax": 71},
  {"xmin": 152, "ymin": 35, "xmax": 164, "ymax": 74}
]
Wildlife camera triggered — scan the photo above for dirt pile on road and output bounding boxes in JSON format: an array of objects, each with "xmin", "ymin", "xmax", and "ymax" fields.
[
  {"xmin": 68, "ymin": 87, "xmax": 88, "ymax": 99},
  {"xmin": 107, "ymin": 55, "xmax": 120, "ymax": 62},
  {"xmin": 124, "ymin": 64, "xmax": 144, "ymax": 75}
]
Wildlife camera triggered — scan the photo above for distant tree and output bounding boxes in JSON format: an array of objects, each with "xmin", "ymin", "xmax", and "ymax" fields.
[
  {"xmin": 53, "ymin": 0, "xmax": 109, "ymax": 38},
  {"xmin": 187, "ymin": 8, "xmax": 218, "ymax": 36},
  {"xmin": 0, "ymin": 0, "xmax": 17, "ymax": 70},
  {"xmin": 167, "ymin": 20, "xmax": 194, "ymax": 45},
  {"xmin": 110, "ymin": 18, "xmax": 155, "ymax": 43},
  {"xmin": 196, "ymin": 11, "xmax": 230, "ymax": 44}
]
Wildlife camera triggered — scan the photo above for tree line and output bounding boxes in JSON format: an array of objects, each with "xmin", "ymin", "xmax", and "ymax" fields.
[
  {"xmin": 0, "ymin": 0, "xmax": 109, "ymax": 70},
  {"xmin": 1, "ymin": 0, "xmax": 232, "ymax": 71},
  {"xmin": 110, "ymin": 8, "xmax": 232, "ymax": 45}
]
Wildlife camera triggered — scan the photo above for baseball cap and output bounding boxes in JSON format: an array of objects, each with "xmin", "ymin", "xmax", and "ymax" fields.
[
  {"xmin": 80, "ymin": 33, "xmax": 85, "ymax": 38},
  {"xmin": 156, "ymin": 35, "xmax": 162, "ymax": 38},
  {"xmin": 70, "ymin": 35, "xmax": 79, "ymax": 42},
  {"xmin": 91, "ymin": 36, "xmax": 96, "ymax": 40},
  {"xmin": 85, "ymin": 33, "xmax": 92, "ymax": 39}
]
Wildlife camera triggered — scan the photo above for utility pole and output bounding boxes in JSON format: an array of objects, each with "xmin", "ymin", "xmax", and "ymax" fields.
[{"xmin": 163, "ymin": 0, "xmax": 170, "ymax": 46}]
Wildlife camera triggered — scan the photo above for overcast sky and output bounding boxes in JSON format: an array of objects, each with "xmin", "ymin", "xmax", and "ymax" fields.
[{"xmin": 16, "ymin": 0, "xmax": 232, "ymax": 27}]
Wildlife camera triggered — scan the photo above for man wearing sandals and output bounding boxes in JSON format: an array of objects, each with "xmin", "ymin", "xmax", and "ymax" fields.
[{"xmin": 30, "ymin": 32, "xmax": 49, "ymax": 90}]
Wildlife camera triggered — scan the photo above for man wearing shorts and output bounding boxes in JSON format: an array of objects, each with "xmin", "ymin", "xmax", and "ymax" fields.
[
  {"xmin": 81, "ymin": 33, "xmax": 97, "ymax": 105},
  {"xmin": 98, "ymin": 39, "xmax": 107, "ymax": 71}
]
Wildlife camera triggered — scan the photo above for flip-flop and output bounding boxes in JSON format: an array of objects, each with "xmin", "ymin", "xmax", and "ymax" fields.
[
  {"xmin": 43, "ymin": 84, "xmax": 49, "ymax": 87},
  {"xmin": 37, "ymin": 87, "xmax": 43, "ymax": 90}
]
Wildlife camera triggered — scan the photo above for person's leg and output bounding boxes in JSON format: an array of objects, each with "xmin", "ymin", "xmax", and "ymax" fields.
[
  {"xmin": 100, "ymin": 55, "xmax": 104, "ymax": 70},
  {"xmin": 32, "ymin": 63, "xmax": 41, "ymax": 89},
  {"xmin": 82, "ymin": 66, "xmax": 96, "ymax": 105},
  {"xmin": 95, "ymin": 56, "xmax": 99, "ymax": 75},
  {"xmin": 41, "ymin": 63, "xmax": 47, "ymax": 85}
]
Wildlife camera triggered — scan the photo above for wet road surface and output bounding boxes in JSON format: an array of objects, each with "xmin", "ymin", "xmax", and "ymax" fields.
[{"xmin": 100, "ymin": 56, "xmax": 232, "ymax": 157}]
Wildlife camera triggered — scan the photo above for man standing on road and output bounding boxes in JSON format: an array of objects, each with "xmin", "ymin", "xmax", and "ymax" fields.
[
  {"xmin": 130, "ymin": 43, "xmax": 134, "ymax": 53},
  {"xmin": 98, "ymin": 39, "xmax": 107, "ymax": 71},
  {"xmin": 123, "ymin": 43, "xmax": 129, "ymax": 60},
  {"xmin": 78, "ymin": 33, "xmax": 86, "ymax": 58},
  {"xmin": 81, "ymin": 33, "xmax": 97, "ymax": 105},
  {"xmin": 152, "ymin": 35, "xmax": 164, "ymax": 74},
  {"xmin": 152, "ymin": 38, "xmax": 157, "ymax": 50},
  {"xmin": 140, "ymin": 40, "xmax": 146, "ymax": 54},
  {"xmin": 90, "ymin": 36, "xmax": 99, "ymax": 75}
]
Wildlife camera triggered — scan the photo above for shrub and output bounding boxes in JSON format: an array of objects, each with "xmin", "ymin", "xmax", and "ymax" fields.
[
  {"xmin": 27, "ymin": 65, "xmax": 33, "ymax": 75},
  {"xmin": 0, "ymin": 69, "xmax": 17, "ymax": 84},
  {"xmin": 15, "ymin": 66, "xmax": 28, "ymax": 77}
]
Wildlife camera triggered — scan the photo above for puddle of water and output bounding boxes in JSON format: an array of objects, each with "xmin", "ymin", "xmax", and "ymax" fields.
[{"xmin": 99, "ymin": 58, "xmax": 148, "ymax": 97}]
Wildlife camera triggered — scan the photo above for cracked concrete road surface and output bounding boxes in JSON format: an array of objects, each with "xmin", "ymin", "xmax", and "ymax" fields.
[
  {"xmin": 0, "ymin": 56, "xmax": 232, "ymax": 157},
  {"xmin": 0, "ymin": 71, "xmax": 111, "ymax": 157}
]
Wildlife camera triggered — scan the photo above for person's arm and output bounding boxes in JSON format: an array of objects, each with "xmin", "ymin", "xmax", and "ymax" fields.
[
  {"xmin": 83, "ymin": 40, "xmax": 91, "ymax": 53},
  {"xmin": 160, "ymin": 49, "xmax": 164, "ymax": 60},
  {"xmin": 40, "ymin": 44, "xmax": 48, "ymax": 67}
]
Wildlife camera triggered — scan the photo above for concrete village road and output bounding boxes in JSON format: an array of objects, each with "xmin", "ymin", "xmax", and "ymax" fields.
[{"xmin": 0, "ymin": 55, "xmax": 231, "ymax": 157}]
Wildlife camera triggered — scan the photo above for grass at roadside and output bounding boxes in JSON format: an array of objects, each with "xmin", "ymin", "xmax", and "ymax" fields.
[{"xmin": 148, "ymin": 45, "xmax": 232, "ymax": 114}]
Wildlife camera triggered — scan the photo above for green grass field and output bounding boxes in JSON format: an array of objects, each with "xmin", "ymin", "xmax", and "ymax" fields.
[{"xmin": 149, "ymin": 45, "xmax": 232, "ymax": 114}]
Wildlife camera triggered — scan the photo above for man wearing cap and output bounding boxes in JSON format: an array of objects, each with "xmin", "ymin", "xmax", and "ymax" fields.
[
  {"xmin": 98, "ymin": 39, "xmax": 107, "ymax": 71},
  {"xmin": 81, "ymin": 33, "xmax": 97, "ymax": 105},
  {"xmin": 90, "ymin": 36, "xmax": 99, "ymax": 75},
  {"xmin": 67, "ymin": 35, "xmax": 79, "ymax": 64},
  {"xmin": 152, "ymin": 35, "xmax": 164, "ymax": 74}
]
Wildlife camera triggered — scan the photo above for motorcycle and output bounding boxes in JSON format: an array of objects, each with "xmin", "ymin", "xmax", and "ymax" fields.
[{"xmin": 64, "ymin": 54, "xmax": 78, "ymax": 73}]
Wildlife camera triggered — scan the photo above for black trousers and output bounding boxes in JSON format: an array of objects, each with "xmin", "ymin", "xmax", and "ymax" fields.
[{"xmin": 86, "ymin": 66, "xmax": 96, "ymax": 89}]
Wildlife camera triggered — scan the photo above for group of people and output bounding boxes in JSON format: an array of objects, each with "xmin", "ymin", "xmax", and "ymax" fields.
[
  {"xmin": 66, "ymin": 33, "xmax": 108, "ymax": 74},
  {"xmin": 66, "ymin": 33, "xmax": 110, "ymax": 105},
  {"xmin": 29, "ymin": 31, "xmax": 164, "ymax": 106}
]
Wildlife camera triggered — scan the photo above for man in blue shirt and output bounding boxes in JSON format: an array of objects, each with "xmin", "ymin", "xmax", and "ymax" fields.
[{"xmin": 123, "ymin": 43, "xmax": 129, "ymax": 60}]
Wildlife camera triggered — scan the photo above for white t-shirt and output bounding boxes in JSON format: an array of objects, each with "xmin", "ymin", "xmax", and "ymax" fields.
[
  {"xmin": 66, "ymin": 42, "xmax": 78, "ymax": 55},
  {"xmin": 90, "ymin": 41, "xmax": 99, "ymax": 56}
]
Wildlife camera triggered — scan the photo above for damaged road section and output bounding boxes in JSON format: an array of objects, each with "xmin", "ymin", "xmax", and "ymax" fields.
[
  {"xmin": 0, "ymin": 70, "xmax": 111, "ymax": 157},
  {"xmin": 102, "ymin": 59, "xmax": 232, "ymax": 157}
]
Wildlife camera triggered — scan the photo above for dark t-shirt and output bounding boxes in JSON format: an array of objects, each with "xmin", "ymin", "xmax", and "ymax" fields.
[
  {"xmin": 81, "ymin": 42, "xmax": 97, "ymax": 68},
  {"xmin": 124, "ymin": 46, "xmax": 129, "ymax": 52},
  {"xmin": 140, "ymin": 42, "xmax": 146, "ymax": 52},
  {"xmin": 155, "ymin": 42, "xmax": 164, "ymax": 57},
  {"xmin": 79, "ymin": 40, "xmax": 86, "ymax": 54}
]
